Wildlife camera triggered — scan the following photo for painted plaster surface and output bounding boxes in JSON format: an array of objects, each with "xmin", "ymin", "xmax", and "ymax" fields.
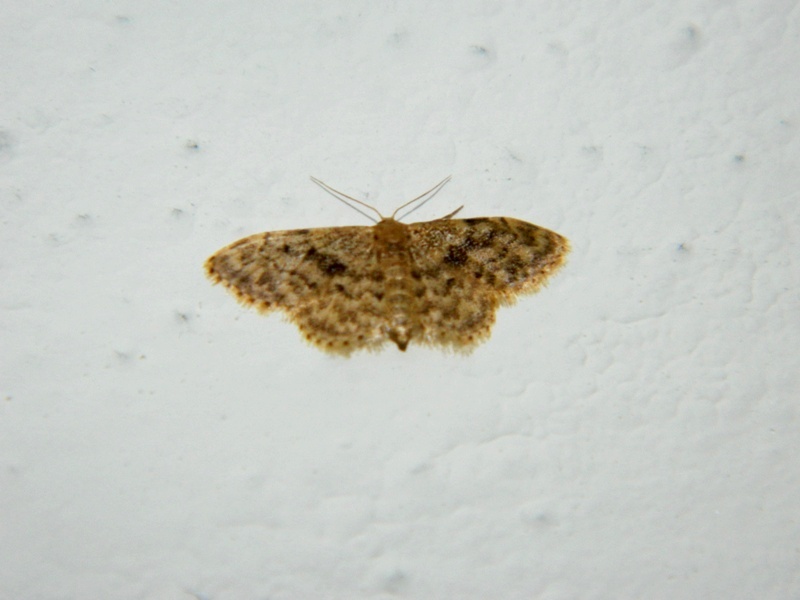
[{"xmin": 1, "ymin": 2, "xmax": 798, "ymax": 598}]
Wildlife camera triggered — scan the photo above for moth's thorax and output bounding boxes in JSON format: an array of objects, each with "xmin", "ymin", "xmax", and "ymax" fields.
[{"xmin": 374, "ymin": 218, "xmax": 417, "ymax": 350}]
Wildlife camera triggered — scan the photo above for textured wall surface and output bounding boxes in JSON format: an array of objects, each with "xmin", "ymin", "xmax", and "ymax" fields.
[{"xmin": 1, "ymin": 1, "xmax": 798, "ymax": 598}]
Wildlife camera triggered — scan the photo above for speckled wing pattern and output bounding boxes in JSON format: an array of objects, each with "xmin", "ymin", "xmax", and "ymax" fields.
[
  {"xmin": 407, "ymin": 217, "xmax": 569, "ymax": 349},
  {"xmin": 205, "ymin": 215, "xmax": 569, "ymax": 354},
  {"xmin": 205, "ymin": 226, "xmax": 386, "ymax": 352}
]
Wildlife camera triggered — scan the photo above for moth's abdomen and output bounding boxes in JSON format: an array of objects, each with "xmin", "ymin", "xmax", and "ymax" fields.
[
  {"xmin": 383, "ymin": 262, "xmax": 416, "ymax": 350},
  {"xmin": 374, "ymin": 219, "xmax": 418, "ymax": 351}
]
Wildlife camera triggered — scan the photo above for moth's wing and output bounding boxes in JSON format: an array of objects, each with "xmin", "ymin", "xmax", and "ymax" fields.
[
  {"xmin": 205, "ymin": 225, "xmax": 389, "ymax": 354},
  {"xmin": 407, "ymin": 217, "xmax": 569, "ymax": 349}
]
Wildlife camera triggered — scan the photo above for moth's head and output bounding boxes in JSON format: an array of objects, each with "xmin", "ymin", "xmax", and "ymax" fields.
[{"xmin": 373, "ymin": 217, "xmax": 409, "ymax": 245}]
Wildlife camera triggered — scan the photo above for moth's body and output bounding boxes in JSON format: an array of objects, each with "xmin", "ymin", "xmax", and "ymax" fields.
[
  {"xmin": 376, "ymin": 218, "xmax": 416, "ymax": 350},
  {"xmin": 205, "ymin": 208, "xmax": 570, "ymax": 354}
]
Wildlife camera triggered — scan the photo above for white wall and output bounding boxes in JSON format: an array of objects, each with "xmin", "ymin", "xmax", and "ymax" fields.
[{"xmin": 1, "ymin": 1, "xmax": 798, "ymax": 598}]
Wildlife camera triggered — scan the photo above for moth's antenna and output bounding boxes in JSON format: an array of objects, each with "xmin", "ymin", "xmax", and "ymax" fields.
[
  {"xmin": 392, "ymin": 175, "xmax": 452, "ymax": 221},
  {"xmin": 310, "ymin": 177, "xmax": 384, "ymax": 223}
]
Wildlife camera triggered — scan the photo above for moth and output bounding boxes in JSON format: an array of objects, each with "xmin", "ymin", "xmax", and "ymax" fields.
[{"xmin": 205, "ymin": 177, "xmax": 569, "ymax": 354}]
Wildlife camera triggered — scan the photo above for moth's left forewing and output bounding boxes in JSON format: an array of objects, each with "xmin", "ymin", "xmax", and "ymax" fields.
[{"xmin": 205, "ymin": 225, "xmax": 391, "ymax": 354}]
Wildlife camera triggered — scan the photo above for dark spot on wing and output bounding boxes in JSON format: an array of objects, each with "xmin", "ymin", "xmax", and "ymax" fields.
[
  {"xmin": 323, "ymin": 260, "xmax": 346, "ymax": 275},
  {"xmin": 444, "ymin": 244, "xmax": 468, "ymax": 266},
  {"xmin": 304, "ymin": 247, "xmax": 347, "ymax": 276},
  {"xmin": 504, "ymin": 255, "xmax": 525, "ymax": 281},
  {"xmin": 473, "ymin": 227, "xmax": 498, "ymax": 248},
  {"xmin": 442, "ymin": 305, "xmax": 459, "ymax": 320},
  {"xmin": 517, "ymin": 225, "xmax": 543, "ymax": 248},
  {"xmin": 293, "ymin": 270, "xmax": 318, "ymax": 290}
]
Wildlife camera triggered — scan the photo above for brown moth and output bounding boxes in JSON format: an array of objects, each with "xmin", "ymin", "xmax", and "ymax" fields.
[{"xmin": 205, "ymin": 177, "xmax": 569, "ymax": 354}]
